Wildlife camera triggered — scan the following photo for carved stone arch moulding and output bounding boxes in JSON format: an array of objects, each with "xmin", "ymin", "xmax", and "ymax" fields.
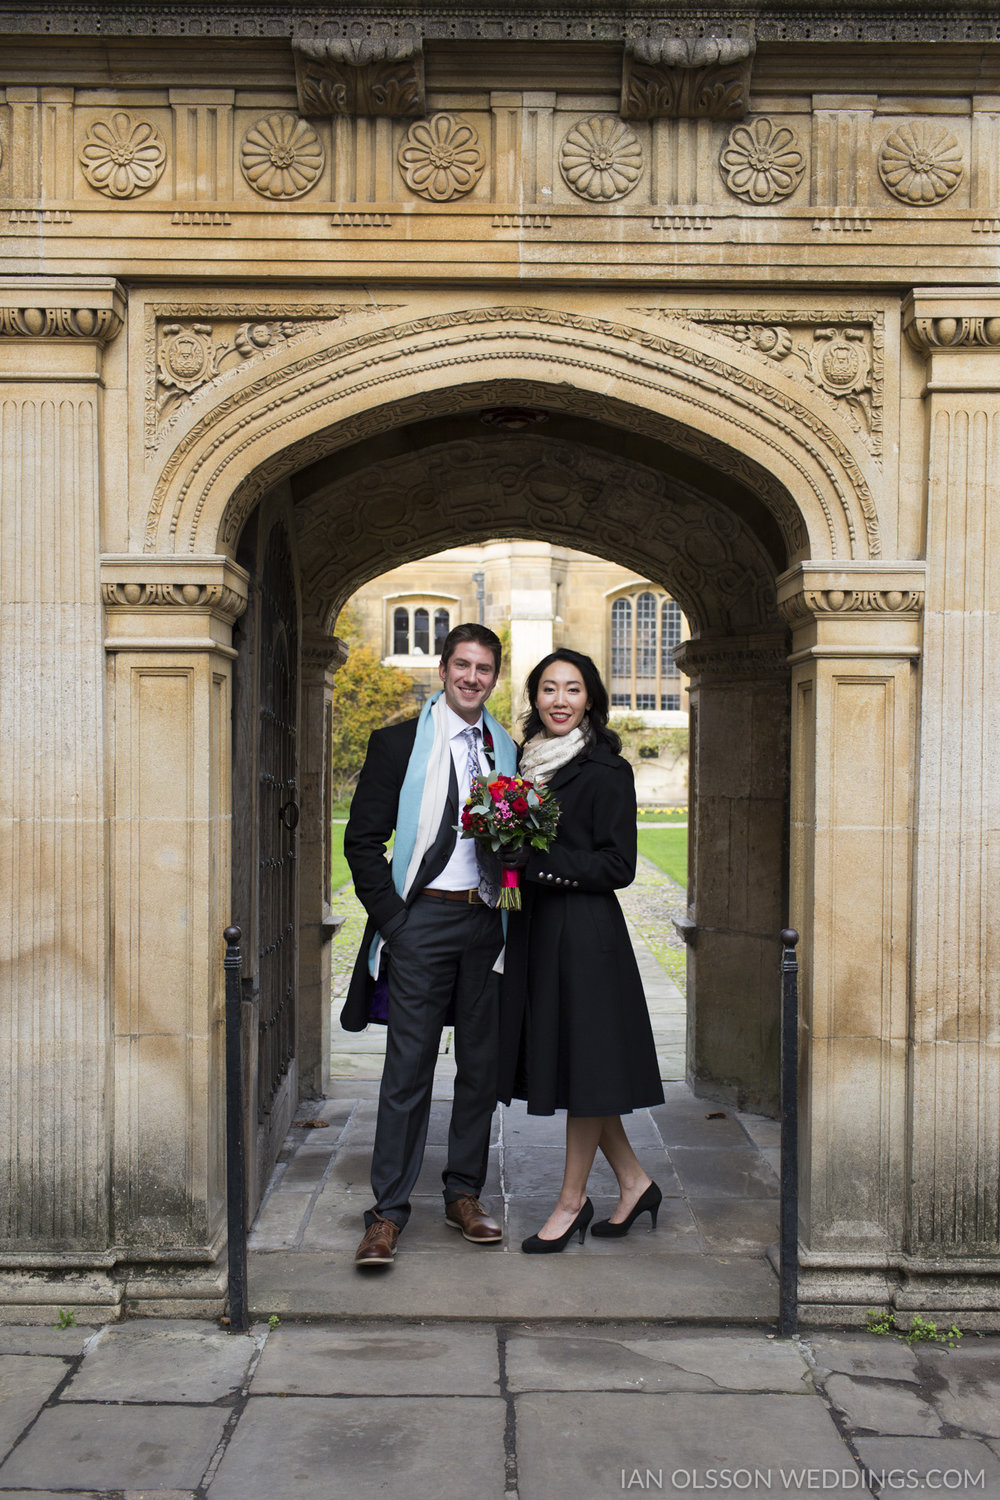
[
  {"xmin": 140, "ymin": 306, "xmax": 882, "ymax": 565},
  {"xmin": 291, "ymin": 435, "xmax": 780, "ymax": 638}
]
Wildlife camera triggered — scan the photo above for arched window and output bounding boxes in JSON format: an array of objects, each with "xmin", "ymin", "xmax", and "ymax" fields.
[
  {"xmin": 413, "ymin": 607, "xmax": 430, "ymax": 654},
  {"xmin": 608, "ymin": 588, "xmax": 686, "ymax": 712},
  {"xmin": 611, "ymin": 599, "xmax": 632, "ymax": 677},
  {"xmin": 434, "ymin": 608, "xmax": 450, "ymax": 653},
  {"xmin": 636, "ymin": 593, "xmax": 657, "ymax": 680},
  {"xmin": 393, "ymin": 607, "xmax": 409, "ymax": 655}
]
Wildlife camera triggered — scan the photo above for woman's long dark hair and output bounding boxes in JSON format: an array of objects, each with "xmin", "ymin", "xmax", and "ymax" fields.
[{"xmin": 520, "ymin": 649, "xmax": 622, "ymax": 753}]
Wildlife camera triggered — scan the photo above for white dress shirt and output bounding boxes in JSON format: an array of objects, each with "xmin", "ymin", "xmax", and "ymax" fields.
[{"xmin": 434, "ymin": 706, "xmax": 491, "ymax": 890}]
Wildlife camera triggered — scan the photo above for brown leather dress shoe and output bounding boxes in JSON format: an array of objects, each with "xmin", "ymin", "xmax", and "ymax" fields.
[
  {"xmin": 354, "ymin": 1214, "xmax": 400, "ymax": 1266},
  {"xmin": 444, "ymin": 1195, "xmax": 502, "ymax": 1243}
]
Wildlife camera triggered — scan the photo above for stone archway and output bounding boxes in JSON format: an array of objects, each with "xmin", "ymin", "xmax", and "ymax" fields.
[{"xmin": 96, "ymin": 296, "xmax": 930, "ymax": 1319}]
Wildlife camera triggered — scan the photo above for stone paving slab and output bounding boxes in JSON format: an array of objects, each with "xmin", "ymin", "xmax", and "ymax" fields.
[
  {"xmin": 808, "ymin": 1331, "xmax": 920, "ymax": 1380},
  {"xmin": 252, "ymin": 1321, "xmax": 499, "ymax": 1395},
  {"xmin": 852, "ymin": 1436, "xmax": 1000, "ymax": 1498},
  {"xmin": 504, "ymin": 1327, "xmax": 810, "ymax": 1394},
  {"xmin": 249, "ymin": 1250, "xmax": 779, "ymax": 1320},
  {"xmin": 60, "ymin": 1319, "xmax": 256, "ymax": 1403},
  {"xmin": 513, "ymin": 1390, "xmax": 860, "ymax": 1500},
  {"xmin": 0, "ymin": 1402, "xmax": 231, "ymax": 1491},
  {"xmin": 0, "ymin": 1354, "xmax": 71, "ymax": 1460},
  {"xmin": 205, "ymin": 1395, "xmax": 505, "ymax": 1500},
  {"xmin": 823, "ymin": 1371, "xmax": 944, "ymax": 1436}
]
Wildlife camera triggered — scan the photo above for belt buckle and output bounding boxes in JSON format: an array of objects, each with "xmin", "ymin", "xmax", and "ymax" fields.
[{"xmin": 467, "ymin": 889, "xmax": 476, "ymax": 904}]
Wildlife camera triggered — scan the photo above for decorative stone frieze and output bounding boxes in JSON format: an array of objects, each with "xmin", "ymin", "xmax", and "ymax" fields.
[
  {"xmin": 101, "ymin": 557, "xmax": 250, "ymax": 653},
  {"xmin": 677, "ymin": 309, "xmax": 883, "ymax": 456},
  {"xmin": 904, "ymin": 294, "xmax": 1000, "ymax": 353},
  {"xmin": 0, "ymin": 278, "xmax": 125, "ymax": 343},
  {"xmin": 559, "ymin": 117, "xmax": 643, "ymax": 203},
  {"xmin": 621, "ymin": 33, "xmax": 754, "ymax": 120},
  {"xmin": 79, "ymin": 112, "xmax": 167, "ymax": 199},
  {"xmin": 877, "ymin": 122, "xmax": 964, "ymax": 206},
  {"xmin": 398, "ymin": 114, "xmax": 485, "ymax": 202},
  {"xmin": 673, "ymin": 631, "xmax": 789, "ymax": 684},
  {"xmin": 146, "ymin": 304, "xmax": 374, "ymax": 453},
  {"xmin": 240, "ymin": 114, "xmax": 325, "ymax": 200},
  {"xmin": 293, "ymin": 35, "xmax": 425, "ymax": 119},
  {"xmin": 776, "ymin": 563, "xmax": 925, "ymax": 661},
  {"xmin": 719, "ymin": 118, "xmax": 804, "ymax": 204}
]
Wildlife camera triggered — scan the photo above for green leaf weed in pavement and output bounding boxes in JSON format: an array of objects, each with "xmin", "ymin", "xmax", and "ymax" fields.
[
  {"xmin": 866, "ymin": 1308, "xmax": 962, "ymax": 1347},
  {"xmin": 55, "ymin": 1308, "xmax": 76, "ymax": 1329}
]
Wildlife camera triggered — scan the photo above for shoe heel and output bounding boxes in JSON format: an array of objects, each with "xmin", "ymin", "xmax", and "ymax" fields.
[
  {"xmin": 649, "ymin": 1205, "xmax": 659, "ymax": 1230},
  {"xmin": 577, "ymin": 1222, "xmax": 588, "ymax": 1245}
]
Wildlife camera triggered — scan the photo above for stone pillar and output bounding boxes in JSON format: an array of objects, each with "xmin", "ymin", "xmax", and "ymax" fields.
[
  {"xmin": 297, "ymin": 625, "xmax": 349, "ymax": 1099},
  {"xmin": 777, "ymin": 564, "xmax": 924, "ymax": 1315},
  {"xmin": 0, "ymin": 279, "xmax": 123, "ymax": 1315},
  {"xmin": 903, "ymin": 292, "xmax": 1000, "ymax": 1314},
  {"xmin": 673, "ymin": 632, "xmax": 790, "ymax": 1116},
  {"xmin": 102, "ymin": 556, "xmax": 248, "ymax": 1314}
]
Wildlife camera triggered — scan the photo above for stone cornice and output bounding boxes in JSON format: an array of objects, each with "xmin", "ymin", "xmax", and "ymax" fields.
[
  {"xmin": 904, "ymin": 290, "xmax": 1000, "ymax": 355},
  {"xmin": 0, "ymin": 278, "xmax": 125, "ymax": 344},
  {"xmin": 2, "ymin": 4, "xmax": 999, "ymax": 43}
]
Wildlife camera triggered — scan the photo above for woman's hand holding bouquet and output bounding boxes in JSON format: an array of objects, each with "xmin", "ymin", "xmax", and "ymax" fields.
[{"xmin": 458, "ymin": 773, "xmax": 559, "ymax": 909}]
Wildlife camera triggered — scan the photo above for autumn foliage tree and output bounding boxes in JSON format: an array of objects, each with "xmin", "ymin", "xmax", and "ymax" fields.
[{"xmin": 329, "ymin": 612, "xmax": 414, "ymax": 802}]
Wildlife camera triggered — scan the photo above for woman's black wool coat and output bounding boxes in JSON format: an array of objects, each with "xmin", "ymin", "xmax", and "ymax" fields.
[{"xmin": 497, "ymin": 740, "xmax": 665, "ymax": 1117}]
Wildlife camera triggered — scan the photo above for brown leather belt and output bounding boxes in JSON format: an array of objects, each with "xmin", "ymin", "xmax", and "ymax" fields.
[{"xmin": 419, "ymin": 887, "xmax": 485, "ymax": 904}]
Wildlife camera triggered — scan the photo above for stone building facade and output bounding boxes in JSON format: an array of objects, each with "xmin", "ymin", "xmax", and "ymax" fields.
[
  {"xmin": 1, "ymin": 2, "xmax": 999, "ymax": 1324},
  {"xmin": 342, "ymin": 540, "xmax": 691, "ymax": 802}
]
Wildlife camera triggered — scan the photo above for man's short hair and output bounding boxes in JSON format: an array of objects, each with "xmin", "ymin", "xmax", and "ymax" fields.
[{"xmin": 440, "ymin": 622, "xmax": 502, "ymax": 675}]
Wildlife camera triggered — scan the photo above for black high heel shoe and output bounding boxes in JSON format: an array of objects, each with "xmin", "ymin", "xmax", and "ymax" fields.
[
  {"xmin": 590, "ymin": 1181, "xmax": 662, "ymax": 1238},
  {"xmin": 521, "ymin": 1198, "xmax": 594, "ymax": 1254}
]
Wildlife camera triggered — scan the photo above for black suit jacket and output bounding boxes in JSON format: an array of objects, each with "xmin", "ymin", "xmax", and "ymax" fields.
[{"xmin": 340, "ymin": 717, "xmax": 460, "ymax": 1032}]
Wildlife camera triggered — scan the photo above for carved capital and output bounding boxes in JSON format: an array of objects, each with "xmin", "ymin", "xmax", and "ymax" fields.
[
  {"xmin": 0, "ymin": 277, "xmax": 125, "ymax": 343},
  {"xmin": 101, "ymin": 556, "xmax": 250, "ymax": 653},
  {"xmin": 673, "ymin": 631, "xmax": 789, "ymax": 686},
  {"xmin": 776, "ymin": 564, "xmax": 925, "ymax": 662},
  {"xmin": 622, "ymin": 33, "xmax": 754, "ymax": 121},
  {"xmin": 293, "ymin": 36, "xmax": 424, "ymax": 118},
  {"xmin": 301, "ymin": 627, "xmax": 350, "ymax": 677},
  {"xmin": 904, "ymin": 291, "xmax": 1000, "ymax": 355}
]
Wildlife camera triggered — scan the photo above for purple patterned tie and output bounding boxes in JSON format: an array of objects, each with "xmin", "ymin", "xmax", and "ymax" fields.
[{"xmin": 462, "ymin": 726, "xmax": 498, "ymax": 906}]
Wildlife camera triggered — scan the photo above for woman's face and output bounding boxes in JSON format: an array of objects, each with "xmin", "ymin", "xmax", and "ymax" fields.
[{"xmin": 535, "ymin": 660, "xmax": 592, "ymax": 737}]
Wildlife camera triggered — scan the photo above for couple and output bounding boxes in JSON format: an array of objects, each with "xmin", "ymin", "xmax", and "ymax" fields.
[{"xmin": 340, "ymin": 622, "xmax": 664, "ymax": 1266}]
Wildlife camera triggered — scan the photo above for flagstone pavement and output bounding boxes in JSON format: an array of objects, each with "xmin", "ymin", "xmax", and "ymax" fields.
[{"xmin": 3, "ymin": 886, "xmax": 998, "ymax": 1498}]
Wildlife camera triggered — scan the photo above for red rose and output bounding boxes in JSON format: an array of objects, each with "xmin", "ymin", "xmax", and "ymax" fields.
[
  {"xmin": 512, "ymin": 796, "xmax": 528, "ymax": 814},
  {"xmin": 489, "ymin": 783, "xmax": 504, "ymax": 802},
  {"xmin": 461, "ymin": 809, "xmax": 472, "ymax": 829}
]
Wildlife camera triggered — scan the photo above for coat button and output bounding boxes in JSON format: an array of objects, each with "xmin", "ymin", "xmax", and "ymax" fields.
[{"xmin": 572, "ymin": 880, "xmax": 579, "ymax": 888}]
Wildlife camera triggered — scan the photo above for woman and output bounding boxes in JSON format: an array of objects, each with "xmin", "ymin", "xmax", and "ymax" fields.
[{"xmin": 497, "ymin": 649, "xmax": 665, "ymax": 1252}]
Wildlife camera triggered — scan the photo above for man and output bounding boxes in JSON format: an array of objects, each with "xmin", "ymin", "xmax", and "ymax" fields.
[{"xmin": 341, "ymin": 622, "xmax": 518, "ymax": 1267}]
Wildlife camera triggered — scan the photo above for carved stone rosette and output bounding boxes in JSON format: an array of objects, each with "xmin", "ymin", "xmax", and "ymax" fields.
[
  {"xmin": 621, "ymin": 34, "xmax": 754, "ymax": 120},
  {"xmin": 293, "ymin": 36, "xmax": 425, "ymax": 118},
  {"xmin": 398, "ymin": 114, "xmax": 485, "ymax": 202},
  {"xmin": 560, "ymin": 117, "xmax": 643, "ymax": 202},
  {"xmin": 878, "ymin": 122, "xmax": 964, "ymax": 206},
  {"xmin": 719, "ymin": 118, "xmax": 805, "ymax": 205},
  {"xmin": 79, "ymin": 112, "xmax": 167, "ymax": 199},
  {"xmin": 241, "ymin": 114, "xmax": 325, "ymax": 200}
]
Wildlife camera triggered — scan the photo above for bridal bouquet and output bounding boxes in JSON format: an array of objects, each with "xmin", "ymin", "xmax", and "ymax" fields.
[{"xmin": 459, "ymin": 773, "xmax": 560, "ymax": 909}]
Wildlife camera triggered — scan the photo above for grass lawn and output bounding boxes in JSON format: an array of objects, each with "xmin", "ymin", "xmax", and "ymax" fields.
[
  {"xmin": 635, "ymin": 826, "xmax": 688, "ymax": 886},
  {"xmin": 330, "ymin": 820, "xmax": 351, "ymax": 893}
]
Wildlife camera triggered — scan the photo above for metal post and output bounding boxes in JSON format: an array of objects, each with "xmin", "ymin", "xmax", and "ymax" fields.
[
  {"xmin": 778, "ymin": 927, "xmax": 800, "ymax": 1338},
  {"xmin": 224, "ymin": 925, "xmax": 249, "ymax": 1333}
]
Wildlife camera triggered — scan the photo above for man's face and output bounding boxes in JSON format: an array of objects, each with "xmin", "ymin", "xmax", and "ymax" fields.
[{"xmin": 439, "ymin": 641, "xmax": 499, "ymax": 724}]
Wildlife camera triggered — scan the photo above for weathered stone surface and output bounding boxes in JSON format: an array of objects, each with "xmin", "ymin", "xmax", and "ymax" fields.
[
  {"xmin": 252, "ymin": 1322, "xmax": 499, "ymax": 1396},
  {"xmin": 0, "ymin": 1404, "xmax": 230, "ymax": 1490},
  {"xmin": 61, "ymin": 1321, "xmax": 256, "ymax": 1404},
  {"xmin": 506, "ymin": 1328, "xmax": 809, "ymax": 1394}
]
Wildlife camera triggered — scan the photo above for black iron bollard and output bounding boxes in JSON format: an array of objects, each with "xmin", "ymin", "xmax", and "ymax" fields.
[
  {"xmin": 778, "ymin": 928, "xmax": 800, "ymax": 1338},
  {"xmin": 224, "ymin": 926, "xmax": 249, "ymax": 1333}
]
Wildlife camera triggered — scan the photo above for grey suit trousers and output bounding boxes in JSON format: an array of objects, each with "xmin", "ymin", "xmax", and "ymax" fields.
[{"xmin": 366, "ymin": 894, "xmax": 504, "ymax": 1230}]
